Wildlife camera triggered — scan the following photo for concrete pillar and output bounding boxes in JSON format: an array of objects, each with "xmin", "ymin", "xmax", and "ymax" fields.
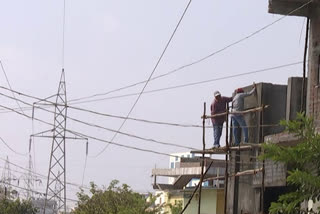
[{"xmin": 306, "ymin": 14, "xmax": 320, "ymax": 121}]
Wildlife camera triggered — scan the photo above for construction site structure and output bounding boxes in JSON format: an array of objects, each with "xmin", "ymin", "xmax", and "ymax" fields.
[{"xmin": 189, "ymin": 78, "xmax": 310, "ymax": 214}]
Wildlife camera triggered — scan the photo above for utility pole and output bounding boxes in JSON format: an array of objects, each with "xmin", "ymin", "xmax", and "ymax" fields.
[
  {"xmin": 269, "ymin": 0, "xmax": 320, "ymax": 118},
  {"xmin": 44, "ymin": 69, "xmax": 68, "ymax": 214}
]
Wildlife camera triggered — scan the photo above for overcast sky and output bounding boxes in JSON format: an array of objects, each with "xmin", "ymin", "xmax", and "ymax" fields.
[{"xmin": 0, "ymin": 0, "xmax": 306, "ymax": 208}]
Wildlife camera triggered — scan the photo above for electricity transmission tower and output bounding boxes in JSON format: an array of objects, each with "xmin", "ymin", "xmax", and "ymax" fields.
[
  {"xmin": 25, "ymin": 154, "xmax": 35, "ymax": 199},
  {"xmin": 43, "ymin": 69, "xmax": 68, "ymax": 214},
  {"xmin": 31, "ymin": 69, "xmax": 88, "ymax": 214},
  {"xmin": 1, "ymin": 156, "xmax": 12, "ymax": 199}
]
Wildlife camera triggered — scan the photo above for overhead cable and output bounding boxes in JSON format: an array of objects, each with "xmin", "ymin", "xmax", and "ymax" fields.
[
  {"xmin": 71, "ymin": 61, "xmax": 302, "ymax": 104},
  {"xmin": 0, "ymin": 60, "xmax": 25, "ymax": 114},
  {"xmin": 0, "ymin": 137, "xmax": 28, "ymax": 156},
  {"xmin": 0, "ymin": 91, "xmax": 198, "ymax": 150},
  {"xmin": 69, "ymin": 0, "xmax": 312, "ymax": 104},
  {"xmin": 0, "ymin": 61, "xmax": 303, "ymax": 108},
  {"xmin": 68, "ymin": 116, "xmax": 198, "ymax": 150},
  {"xmin": 0, "ymin": 156, "xmax": 90, "ymax": 190},
  {"xmin": 0, "ymin": 103, "xmax": 179, "ymax": 158},
  {"xmin": 90, "ymin": 0, "xmax": 194, "ymax": 158},
  {"xmin": 0, "ymin": 180, "xmax": 78, "ymax": 202},
  {"xmin": 67, "ymin": 129, "xmax": 179, "ymax": 158}
]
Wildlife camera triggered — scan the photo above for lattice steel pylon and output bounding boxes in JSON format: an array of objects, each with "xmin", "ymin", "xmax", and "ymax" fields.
[
  {"xmin": 1, "ymin": 156, "xmax": 12, "ymax": 198},
  {"xmin": 25, "ymin": 154, "xmax": 35, "ymax": 199},
  {"xmin": 44, "ymin": 69, "xmax": 67, "ymax": 214}
]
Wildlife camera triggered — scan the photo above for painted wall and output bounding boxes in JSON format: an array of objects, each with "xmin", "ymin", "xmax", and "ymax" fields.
[{"xmin": 183, "ymin": 189, "xmax": 223, "ymax": 214}]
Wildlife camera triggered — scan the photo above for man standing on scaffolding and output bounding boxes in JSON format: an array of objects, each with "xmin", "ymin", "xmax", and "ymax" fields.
[
  {"xmin": 211, "ymin": 91, "xmax": 232, "ymax": 148},
  {"xmin": 231, "ymin": 83, "xmax": 256, "ymax": 146}
]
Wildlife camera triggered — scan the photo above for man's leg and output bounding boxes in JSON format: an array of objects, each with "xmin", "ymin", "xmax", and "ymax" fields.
[
  {"xmin": 231, "ymin": 116, "xmax": 240, "ymax": 146},
  {"xmin": 213, "ymin": 124, "xmax": 221, "ymax": 147},
  {"xmin": 214, "ymin": 123, "xmax": 223, "ymax": 147},
  {"xmin": 236, "ymin": 115, "xmax": 249, "ymax": 143}
]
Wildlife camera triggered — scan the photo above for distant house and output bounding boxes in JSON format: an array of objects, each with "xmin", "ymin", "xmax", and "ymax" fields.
[{"xmin": 152, "ymin": 152, "xmax": 225, "ymax": 214}]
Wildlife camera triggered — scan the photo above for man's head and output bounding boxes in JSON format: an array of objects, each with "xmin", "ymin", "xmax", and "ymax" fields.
[
  {"xmin": 214, "ymin": 91, "xmax": 221, "ymax": 99},
  {"xmin": 236, "ymin": 88, "xmax": 244, "ymax": 94}
]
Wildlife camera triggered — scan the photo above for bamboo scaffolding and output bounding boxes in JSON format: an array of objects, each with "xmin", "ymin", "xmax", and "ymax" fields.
[
  {"xmin": 202, "ymin": 105, "xmax": 269, "ymax": 119},
  {"xmin": 197, "ymin": 103, "xmax": 206, "ymax": 214},
  {"xmin": 185, "ymin": 104, "xmax": 268, "ymax": 214},
  {"xmin": 203, "ymin": 167, "xmax": 263, "ymax": 182},
  {"xmin": 191, "ymin": 143, "xmax": 261, "ymax": 155},
  {"xmin": 224, "ymin": 104, "xmax": 229, "ymax": 214}
]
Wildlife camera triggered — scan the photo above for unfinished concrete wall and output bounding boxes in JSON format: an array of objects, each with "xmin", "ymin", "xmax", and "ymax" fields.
[
  {"xmin": 227, "ymin": 82, "xmax": 287, "ymax": 214},
  {"xmin": 230, "ymin": 82, "xmax": 287, "ymax": 146},
  {"xmin": 286, "ymin": 77, "xmax": 305, "ymax": 120}
]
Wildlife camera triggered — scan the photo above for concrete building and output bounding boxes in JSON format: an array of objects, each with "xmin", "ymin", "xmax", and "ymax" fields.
[
  {"xmin": 225, "ymin": 76, "xmax": 319, "ymax": 213},
  {"xmin": 152, "ymin": 155, "xmax": 225, "ymax": 214},
  {"xmin": 226, "ymin": 81, "xmax": 289, "ymax": 214}
]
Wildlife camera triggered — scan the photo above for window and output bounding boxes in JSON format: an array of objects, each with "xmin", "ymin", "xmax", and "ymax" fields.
[
  {"xmin": 175, "ymin": 156, "xmax": 178, "ymax": 161},
  {"xmin": 170, "ymin": 162, "xmax": 174, "ymax": 169}
]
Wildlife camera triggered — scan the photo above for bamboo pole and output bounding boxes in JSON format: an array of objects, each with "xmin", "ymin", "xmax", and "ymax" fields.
[
  {"xmin": 204, "ymin": 168, "xmax": 263, "ymax": 182},
  {"xmin": 224, "ymin": 104, "xmax": 229, "ymax": 214},
  {"xmin": 261, "ymin": 105, "xmax": 265, "ymax": 214},
  {"xmin": 179, "ymin": 160, "xmax": 214, "ymax": 214},
  {"xmin": 198, "ymin": 102, "xmax": 206, "ymax": 214},
  {"xmin": 203, "ymin": 105, "xmax": 269, "ymax": 119}
]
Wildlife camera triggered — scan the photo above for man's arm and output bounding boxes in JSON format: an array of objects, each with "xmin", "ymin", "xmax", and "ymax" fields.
[
  {"xmin": 211, "ymin": 102, "xmax": 215, "ymax": 114},
  {"xmin": 224, "ymin": 97, "xmax": 233, "ymax": 103},
  {"xmin": 240, "ymin": 86, "xmax": 256, "ymax": 98}
]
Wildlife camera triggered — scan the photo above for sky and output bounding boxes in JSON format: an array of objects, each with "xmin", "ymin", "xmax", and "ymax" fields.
[{"xmin": 0, "ymin": 0, "xmax": 307, "ymax": 208}]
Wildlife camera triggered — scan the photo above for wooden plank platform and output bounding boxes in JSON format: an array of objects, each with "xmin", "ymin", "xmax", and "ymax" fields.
[{"xmin": 191, "ymin": 143, "xmax": 261, "ymax": 154}]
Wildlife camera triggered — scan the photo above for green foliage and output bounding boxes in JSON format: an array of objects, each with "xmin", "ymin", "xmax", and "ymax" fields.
[
  {"xmin": 168, "ymin": 200, "xmax": 183, "ymax": 214},
  {"xmin": 72, "ymin": 180, "xmax": 163, "ymax": 214},
  {"xmin": 0, "ymin": 198, "xmax": 37, "ymax": 214},
  {"xmin": 261, "ymin": 113, "xmax": 320, "ymax": 214}
]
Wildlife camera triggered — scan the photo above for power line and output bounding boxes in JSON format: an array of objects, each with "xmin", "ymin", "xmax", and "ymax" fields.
[
  {"xmin": 0, "ymin": 89, "xmax": 283, "ymax": 159},
  {"xmin": 70, "ymin": 105, "xmax": 205, "ymax": 128},
  {"xmin": 91, "ymin": 0, "xmax": 194, "ymax": 158},
  {"xmin": 0, "ymin": 180, "xmax": 78, "ymax": 202},
  {"xmin": 0, "ymin": 60, "xmax": 303, "ymax": 110},
  {"xmin": 0, "ymin": 137, "xmax": 28, "ymax": 156},
  {"xmin": 61, "ymin": 0, "xmax": 66, "ymax": 68},
  {"xmin": 0, "ymin": 85, "xmax": 283, "ymax": 130},
  {"xmin": 0, "ymin": 99, "xmax": 179, "ymax": 158},
  {"xmin": 0, "ymin": 156, "xmax": 90, "ymax": 191},
  {"xmin": 0, "ymin": 60, "xmax": 25, "ymax": 114},
  {"xmin": 67, "ymin": 129, "xmax": 179, "ymax": 158},
  {"xmin": 68, "ymin": 116, "xmax": 198, "ymax": 150},
  {"xmin": 0, "ymin": 91, "xmax": 199, "ymax": 150},
  {"xmin": 69, "ymin": 0, "xmax": 312, "ymax": 105},
  {"xmin": 68, "ymin": 105, "xmax": 282, "ymax": 129},
  {"xmin": 70, "ymin": 61, "xmax": 302, "ymax": 104}
]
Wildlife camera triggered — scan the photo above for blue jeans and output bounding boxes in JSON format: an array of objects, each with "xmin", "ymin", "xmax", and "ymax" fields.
[
  {"xmin": 231, "ymin": 115, "xmax": 248, "ymax": 145},
  {"xmin": 213, "ymin": 123, "xmax": 223, "ymax": 146}
]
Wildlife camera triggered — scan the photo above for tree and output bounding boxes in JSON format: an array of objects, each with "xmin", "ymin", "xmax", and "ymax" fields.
[
  {"xmin": 72, "ymin": 180, "xmax": 163, "ymax": 214},
  {"xmin": 0, "ymin": 198, "xmax": 37, "ymax": 214},
  {"xmin": 261, "ymin": 113, "xmax": 320, "ymax": 214},
  {"xmin": 168, "ymin": 200, "xmax": 182, "ymax": 214}
]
